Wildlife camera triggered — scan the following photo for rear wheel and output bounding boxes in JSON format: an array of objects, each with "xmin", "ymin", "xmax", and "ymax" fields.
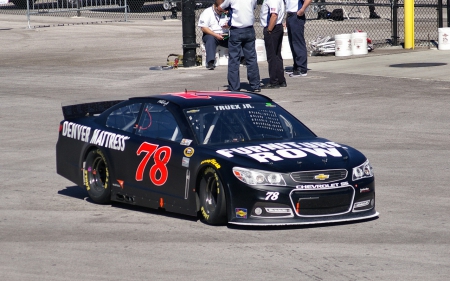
[
  {"xmin": 199, "ymin": 167, "xmax": 227, "ymax": 225},
  {"xmin": 84, "ymin": 149, "xmax": 111, "ymax": 204}
]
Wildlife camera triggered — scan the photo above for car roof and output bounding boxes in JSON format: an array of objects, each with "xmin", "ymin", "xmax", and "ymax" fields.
[{"xmin": 129, "ymin": 91, "xmax": 273, "ymax": 109}]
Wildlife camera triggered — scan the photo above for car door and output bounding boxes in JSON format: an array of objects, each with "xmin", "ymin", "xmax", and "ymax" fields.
[{"xmin": 119, "ymin": 102, "xmax": 194, "ymax": 210}]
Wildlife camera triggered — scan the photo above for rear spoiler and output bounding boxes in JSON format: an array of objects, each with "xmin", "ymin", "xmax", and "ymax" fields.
[{"xmin": 62, "ymin": 100, "xmax": 124, "ymax": 120}]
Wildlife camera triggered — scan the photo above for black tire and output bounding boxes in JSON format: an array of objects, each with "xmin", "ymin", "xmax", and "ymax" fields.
[
  {"xmin": 84, "ymin": 149, "xmax": 111, "ymax": 204},
  {"xmin": 199, "ymin": 167, "xmax": 227, "ymax": 225}
]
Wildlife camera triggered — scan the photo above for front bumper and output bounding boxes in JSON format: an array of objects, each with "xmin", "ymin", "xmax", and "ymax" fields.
[{"xmin": 227, "ymin": 179, "xmax": 377, "ymax": 226}]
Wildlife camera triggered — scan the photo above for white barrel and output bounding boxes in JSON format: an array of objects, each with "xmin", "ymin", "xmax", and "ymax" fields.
[
  {"xmin": 281, "ymin": 35, "xmax": 293, "ymax": 60},
  {"xmin": 438, "ymin": 27, "xmax": 450, "ymax": 50},
  {"xmin": 351, "ymin": 32, "xmax": 368, "ymax": 55},
  {"xmin": 335, "ymin": 34, "xmax": 352, "ymax": 57},
  {"xmin": 200, "ymin": 44, "xmax": 220, "ymax": 67},
  {"xmin": 255, "ymin": 39, "xmax": 267, "ymax": 61},
  {"xmin": 218, "ymin": 46, "xmax": 229, "ymax": 65}
]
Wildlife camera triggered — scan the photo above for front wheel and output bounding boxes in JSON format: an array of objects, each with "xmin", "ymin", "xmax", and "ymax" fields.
[
  {"xmin": 199, "ymin": 167, "xmax": 227, "ymax": 225},
  {"xmin": 84, "ymin": 149, "xmax": 111, "ymax": 204}
]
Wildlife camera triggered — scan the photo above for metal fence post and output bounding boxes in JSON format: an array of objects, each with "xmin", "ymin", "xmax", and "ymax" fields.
[
  {"xmin": 124, "ymin": 0, "xmax": 128, "ymax": 22},
  {"xmin": 438, "ymin": 0, "xmax": 443, "ymax": 27},
  {"xmin": 77, "ymin": 0, "xmax": 82, "ymax": 17},
  {"xmin": 447, "ymin": 0, "xmax": 450, "ymax": 27},
  {"xmin": 26, "ymin": 0, "xmax": 31, "ymax": 29},
  {"xmin": 182, "ymin": 0, "xmax": 198, "ymax": 67},
  {"xmin": 392, "ymin": 0, "xmax": 398, "ymax": 46}
]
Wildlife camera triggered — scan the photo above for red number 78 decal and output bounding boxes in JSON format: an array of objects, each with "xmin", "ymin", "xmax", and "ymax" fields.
[{"xmin": 135, "ymin": 142, "xmax": 172, "ymax": 186}]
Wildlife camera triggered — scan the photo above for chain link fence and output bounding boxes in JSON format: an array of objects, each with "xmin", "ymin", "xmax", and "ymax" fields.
[{"xmin": 1, "ymin": 0, "xmax": 448, "ymax": 50}]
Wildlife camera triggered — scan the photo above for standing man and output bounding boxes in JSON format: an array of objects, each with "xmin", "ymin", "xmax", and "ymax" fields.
[
  {"xmin": 260, "ymin": 0, "xmax": 286, "ymax": 89},
  {"xmin": 219, "ymin": 0, "xmax": 261, "ymax": 92},
  {"xmin": 285, "ymin": 0, "xmax": 311, "ymax": 77},
  {"xmin": 198, "ymin": 0, "xmax": 229, "ymax": 70}
]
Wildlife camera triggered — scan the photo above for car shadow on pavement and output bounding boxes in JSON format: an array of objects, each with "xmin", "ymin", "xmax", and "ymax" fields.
[
  {"xmin": 58, "ymin": 185, "xmax": 89, "ymax": 200},
  {"xmin": 57, "ymin": 185, "xmax": 198, "ymax": 222},
  {"xmin": 226, "ymin": 216, "xmax": 379, "ymax": 231}
]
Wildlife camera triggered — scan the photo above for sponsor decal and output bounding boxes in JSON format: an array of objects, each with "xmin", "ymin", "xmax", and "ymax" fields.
[
  {"xmin": 235, "ymin": 208, "xmax": 248, "ymax": 219},
  {"xmin": 201, "ymin": 206, "xmax": 209, "ymax": 220},
  {"xmin": 265, "ymin": 192, "xmax": 279, "ymax": 200},
  {"xmin": 360, "ymin": 187, "xmax": 370, "ymax": 193},
  {"xmin": 314, "ymin": 174, "xmax": 330, "ymax": 180},
  {"xmin": 200, "ymin": 159, "xmax": 221, "ymax": 169},
  {"xmin": 216, "ymin": 141, "xmax": 343, "ymax": 163},
  {"xmin": 296, "ymin": 182, "xmax": 344, "ymax": 190},
  {"xmin": 180, "ymin": 138, "xmax": 193, "ymax": 146},
  {"xmin": 182, "ymin": 157, "xmax": 190, "ymax": 168},
  {"xmin": 62, "ymin": 121, "xmax": 91, "ymax": 142},
  {"xmin": 61, "ymin": 121, "xmax": 130, "ymax": 151},
  {"xmin": 214, "ymin": 103, "xmax": 254, "ymax": 111},
  {"xmin": 89, "ymin": 129, "xmax": 130, "ymax": 151},
  {"xmin": 135, "ymin": 142, "xmax": 172, "ymax": 186},
  {"xmin": 184, "ymin": 147, "xmax": 195, "ymax": 157},
  {"xmin": 117, "ymin": 179, "xmax": 124, "ymax": 189},
  {"xmin": 157, "ymin": 100, "xmax": 169, "ymax": 106},
  {"xmin": 169, "ymin": 92, "xmax": 251, "ymax": 99},
  {"xmin": 83, "ymin": 169, "xmax": 89, "ymax": 190}
]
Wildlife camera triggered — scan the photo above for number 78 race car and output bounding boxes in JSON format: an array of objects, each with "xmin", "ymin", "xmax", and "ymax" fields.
[{"xmin": 56, "ymin": 91, "xmax": 378, "ymax": 226}]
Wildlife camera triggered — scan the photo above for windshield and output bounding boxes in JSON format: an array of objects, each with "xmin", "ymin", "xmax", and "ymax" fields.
[{"xmin": 184, "ymin": 102, "xmax": 315, "ymax": 145}]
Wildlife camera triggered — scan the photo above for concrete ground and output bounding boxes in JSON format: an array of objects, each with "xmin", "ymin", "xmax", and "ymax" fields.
[{"xmin": 1, "ymin": 14, "xmax": 449, "ymax": 281}]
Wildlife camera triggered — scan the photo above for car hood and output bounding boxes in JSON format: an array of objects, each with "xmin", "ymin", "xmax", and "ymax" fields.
[{"xmin": 207, "ymin": 137, "xmax": 366, "ymax": 172}]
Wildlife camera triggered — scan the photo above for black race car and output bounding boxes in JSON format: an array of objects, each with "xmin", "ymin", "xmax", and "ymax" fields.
[{"xmin": 56, "ymin": 91, "xmax": 378, "ymax": 226}]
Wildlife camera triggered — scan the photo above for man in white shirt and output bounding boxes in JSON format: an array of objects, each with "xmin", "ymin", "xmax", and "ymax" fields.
[
  {"xmin": 285, "ymin": 0, "xmax": 311, "ymax": 77},
  {"xmin": 198, "ymin": 0, "xmax": 230, "ymax": 70},
  {"xmin": 219, "ymin": 0, "xmax": 260, "ymax": 92},
  {"xmin": 260, "ymin": 0, "xmax": 286, "ymax": 89}
]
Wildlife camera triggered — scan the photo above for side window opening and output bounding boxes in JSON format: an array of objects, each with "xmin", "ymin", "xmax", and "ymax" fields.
[
  {"xmin": 106, "ymin": 103, "xmax": 142, "ymax": 133},
  {"xmin": 136, "ymin": 103, "xmax": 183, "ymax": 142}
]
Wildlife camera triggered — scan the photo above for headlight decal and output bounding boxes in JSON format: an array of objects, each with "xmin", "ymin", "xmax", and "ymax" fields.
[
  {"xmin": 352, "ymin": 160, "xmax": 374, "ymax": 181},
  {"xmin": 233, "ymin": 167, "xmax": 287, "ymax": 186}
]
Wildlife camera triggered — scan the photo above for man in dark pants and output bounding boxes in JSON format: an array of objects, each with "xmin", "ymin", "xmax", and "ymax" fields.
[
  {"xmin": 198, "ymin": 0, "xmax": 229, "ymax": 70},
  {"xmin": 219, "ymin": 0, "xmax": 260, "ymax": 92},
  {"xmin": 285, "ymin": 0, "xmax": 311, "ymax": 77},
  {"xmin": 260, "ymin": 0, "xmax": 286, "ymax": 89}
]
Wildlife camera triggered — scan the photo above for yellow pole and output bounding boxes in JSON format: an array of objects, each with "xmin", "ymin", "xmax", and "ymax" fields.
[{"xmin": 404, "ymin": 0, "xmax": 415, "ymax": 49}]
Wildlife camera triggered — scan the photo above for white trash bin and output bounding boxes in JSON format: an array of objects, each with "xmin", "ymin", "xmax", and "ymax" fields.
[
  {"xmin": 255, "ymin": 39, "xmax": 267, "ymax": 62},
  {"xmin": 351, "ymin": 32, "xmax": 368, "ymax": 55},
  {"xmin": 335, "ymin": 34, "xmax": 352, "ymax": 57},
  {"xmin": 438, "ymin": 27, "xmax": 450, "ymax": 50}
]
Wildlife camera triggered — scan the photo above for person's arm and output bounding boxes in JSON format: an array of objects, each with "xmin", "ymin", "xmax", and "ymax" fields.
[
  {"xmin": 297, "ymin": 0, "xmax": 312, "ymax": 16},
  {"xmin": 201, "ymin": 27, "xmax": 225, "ymax": 40},
  {"xmin": 267, "ymin": 13, "xmax": 278, "ymax": 33}
]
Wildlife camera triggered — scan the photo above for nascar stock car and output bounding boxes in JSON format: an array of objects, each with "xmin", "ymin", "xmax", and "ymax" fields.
[{"xmin": 56, "ymin": 91, "xmax": 378, "ymax": 226}]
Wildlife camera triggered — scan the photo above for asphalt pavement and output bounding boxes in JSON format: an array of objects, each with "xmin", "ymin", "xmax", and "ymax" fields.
[{"xmin": 1, "ymin": 14, "xmax": 449, "ymax": 281}]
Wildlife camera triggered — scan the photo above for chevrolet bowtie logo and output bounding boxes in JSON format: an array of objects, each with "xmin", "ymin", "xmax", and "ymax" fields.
[{"xmin": 314, "ymin": 174, "xmax": 330, "ymax": 180}]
